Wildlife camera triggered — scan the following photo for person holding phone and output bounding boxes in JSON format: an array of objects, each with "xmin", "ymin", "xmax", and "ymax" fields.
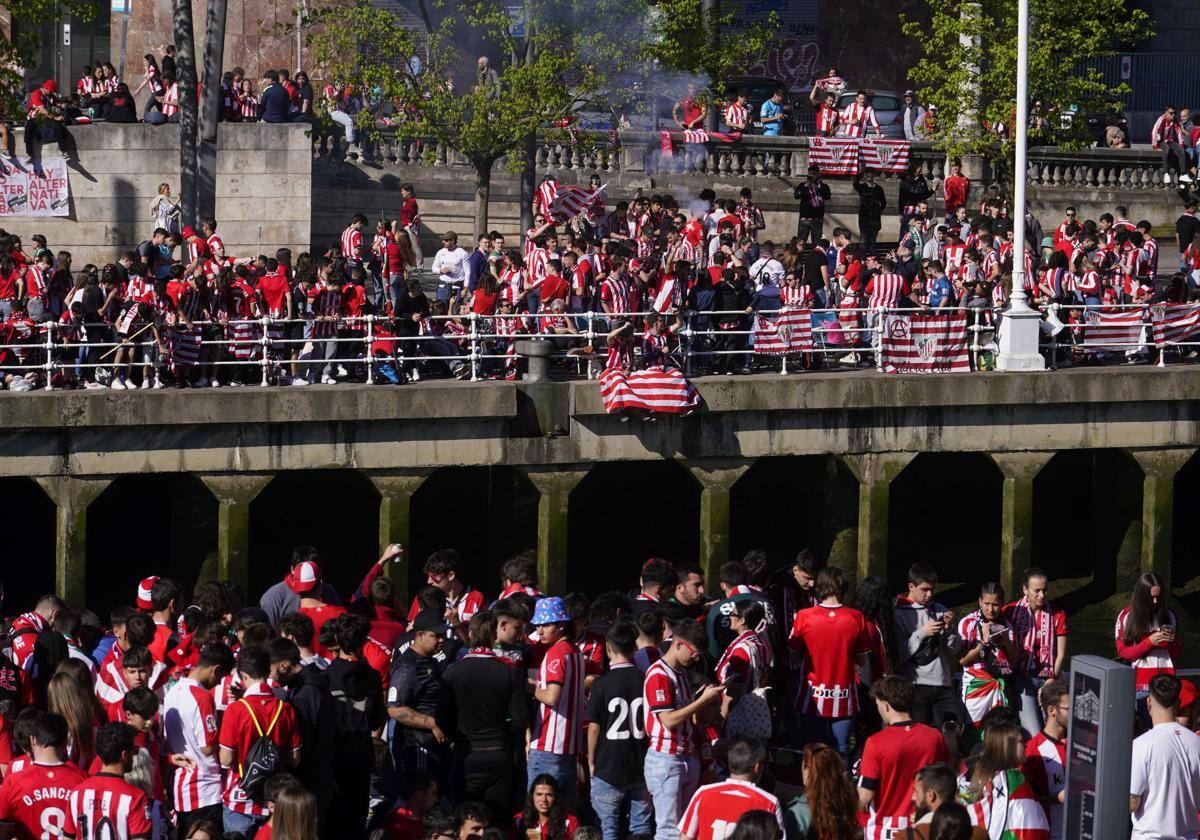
[
  {"xmin": 893, "ymin": 562, "xmax": 966, "ymax": 729},
  {"xmin": 957, "ymin": 583, "xmax": 1020, "ymax": 729}
]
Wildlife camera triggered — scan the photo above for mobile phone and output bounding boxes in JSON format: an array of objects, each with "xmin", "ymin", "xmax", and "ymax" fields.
[{"xmin": 989, "ymin": 625, "xmax": 1010, "ymax": 638}]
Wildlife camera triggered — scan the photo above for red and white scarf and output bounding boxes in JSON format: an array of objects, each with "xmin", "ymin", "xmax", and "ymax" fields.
[{"xmin": 1007, "ymin": 597, "xmax": 1057, "ymax": 679}]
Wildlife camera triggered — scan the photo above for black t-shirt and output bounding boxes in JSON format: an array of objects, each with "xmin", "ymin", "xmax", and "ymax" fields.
[
  {"xmin": 1178, "ymin": 212, "xmax": 1199, "ymax": 251},
  {"xmin": 802, "ymin": 248, "xmax": 828, "ymax": 287},
  {"xmin": 584, "ymin": 663, "xmax": 647, "ymax": 788},
  {"xmin": 387, "ymin": 648, "xmax": 446, "ymax": 746},
  {"xmin": 441, "ymin": 651, "xmax": 528, "ymax": 750}
]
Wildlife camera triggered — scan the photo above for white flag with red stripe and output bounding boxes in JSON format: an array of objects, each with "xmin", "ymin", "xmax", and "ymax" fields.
[
  {"xmin": 807, "ymin": 136, "xmax": 860, "ymax": 176},
  {"xmin": 860, "ymin": 138, "xmax": 911, "ymax": 173},
  {"xmin": 534, "ymin": 180, "xmax": 557, "ymax": 218},
  {"xmin": 1082, "ymin": 308, "xmax": 1146, "ymax": 350},
  {"xmin": 1151, "ymin": 303, "xmax": 1200, "ymax": 347},
  {"xmin": 880, "ymin": 311, "xmax": 971, "ymax": 373},
  {"xmin": 599, "ymin": 366, "xmax": 700, "ymax": 414},
  {"xmin": 752, "ymin": 309, "xmax": 814, "ymax": 354},
  {"xmin": 551, "ymin": 183, "xmax": 606, "ymax": 223}
]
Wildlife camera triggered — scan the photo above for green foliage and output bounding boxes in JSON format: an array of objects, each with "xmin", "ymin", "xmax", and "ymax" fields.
[
  {"xmin": 643, "ymin": 0, "xmax": 780, "ymax": 96},
  {"xmin": 901, "ymin": 0, "xmax": 1152, "ymax": 162},
  {"xmin": 0, "ymin": 0, "xmax": 101, "ymax": 118}
]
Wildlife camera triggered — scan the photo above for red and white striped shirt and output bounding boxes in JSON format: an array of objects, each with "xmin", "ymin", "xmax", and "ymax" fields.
[
  {"xmin": 238, "ymin": 92, "xmax": 258, "ymax": 120},
  {"xmin": 1143, "ymin": 235, "xmax": 1159, "ymax": 280},
  {"xmin": 816, "ymin": 103, "xmax": 839, "ymax": 135},
  {"xmin": 530, "ymin": 639, "xmax": 584, "ymax": 755},
  {"xmin": 679, "ymin": 779, "xmax": 783, "ymax": 840},
  {"xmin": 64, "ymin": 772, "xmax": 153, "ymax": 840},
  {"xmin": 1076, "ymin": 270, "xmax": 1100, "ymax": 297},
  {"xmin": 1115, "ymin": 606, "xmax": 1178, "ymax": 691},
  {"xmin": 839, "ymin": 102, "xmax": 878, "ymax": 138},
  {"xmin": 162, "ymin": 83, "xmax": 179, "ymax": 118},
  {"xmin": 866, "ymin": 273, "xmax": 906, "ymax": 309},
  {"xmin": 95, "ymin": 657, "xmax": 169, "ymax": 710},
  {"xmin": 714, "ymin": 630, "xmax": 773, "ymax": 691},
  {"xmin": 341, "ymin": 226, "xmax": 364, "ymax": 259},
  {"xmin": 500, "ymin": 267, "xmax": 525, "ymax": 304},
  {"xmin": 723, "ymin": 102, "xmax": 748, "ymax": 129},
  {"xmin": 162, "ymin": 676, "xmax": 222, "ymax": 811},
  {"xmin": 1023, "ymin": 732, "xmax": 1066, "ymax": 840},
  {"xmin": 600, "ymin": 275, "xmax": 631, "ymax": 315},
  {"xmin": 780, "ymin": 285, "xmax": 812, "ymax": 307},
  {"xmin": 1152, "ymin": 114, "xmax": 1181, "ymax": 149},
  {"xmin": 643, "ymin": 659, "xmax": 694, "ymax": 756}
]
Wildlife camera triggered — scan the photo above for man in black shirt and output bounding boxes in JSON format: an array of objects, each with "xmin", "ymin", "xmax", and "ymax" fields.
[
  {"xmin": 441, "ymin": 610, "xmax": 529, "ymax": 819},
  {"xmin": 794, "ymin": 164, "xmax": 831, "ymax": 243},
  {"xmin": 1177, "ymin": 198, "xmax": 1199, "ymax": 266},
  {"xmin": 801, "ymin": 238, "xmax": 832, "ymax": 307},
  {"xmin": 854, "ymin": 170, "xmax": 887, "ymax": 256},
  {"xmin": 586, "ymin": 620, "xmax": 652, "ymax": 840},
  {"xmin": 388, "ymin": 610, "xmax": 450, "ymax": 785}
]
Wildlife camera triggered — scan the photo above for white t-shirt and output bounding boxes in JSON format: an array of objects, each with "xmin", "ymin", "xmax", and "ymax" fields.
[
  {"xmin": 1131, "ymin": 722, "xmax": 1200, "ymax": 839},
  {"xmin": 432, "ymin": 246, "xmax": 470, "ymax": 285}
]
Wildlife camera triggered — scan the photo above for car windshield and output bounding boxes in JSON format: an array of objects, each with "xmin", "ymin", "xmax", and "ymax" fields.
[
  {"xmin": 838, "ymin": 93, "xmax": 901, "ymax": 111},
  {"xmin": 734, "ymin": 83, "xmax": 779, "ymax": 103}
]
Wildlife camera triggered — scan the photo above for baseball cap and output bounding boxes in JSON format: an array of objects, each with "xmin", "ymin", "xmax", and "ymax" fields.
[
  {"xmin": 411, "ymin": 610, "xmax": 450, "ymax": 635},
  {"xmin": 43, "ymin": 79, "xmax": 57, "ymax": 93},
  {"xmin": 904, "ymin": 89, "xmax": 915, "ymax": 98},
  {"xmin": 136, "ymin": 576, "xmax": 159, "ymax": 610},
  {"xmin": 530, "ymin": 596, "xmax": 571, "ymax": 626},
  {"xmin": 182, "ymin": 226, "xmax": 196, "ymax": 239},
  {"xmin": 287, "ymin": 560, "xmax": 321, "ymax": 594}
]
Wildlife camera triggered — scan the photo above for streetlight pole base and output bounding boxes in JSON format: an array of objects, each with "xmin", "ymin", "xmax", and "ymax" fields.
[{"xmin": 996, "ymin": 293, "xmax": 1046, "ymax": 371}]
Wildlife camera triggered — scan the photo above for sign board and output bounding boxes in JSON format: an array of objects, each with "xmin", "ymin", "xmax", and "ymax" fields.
[
  {"xmin": 1120, "ymin": 55, "xmax": 1132, "ymax": 81},
  {"xmin": 1064, "ymin": 656, "xmax": 1134, "ymax": 840},
  {"xmin": 0, "ymin": 157, "xmax": 71, "ymax": 217}
]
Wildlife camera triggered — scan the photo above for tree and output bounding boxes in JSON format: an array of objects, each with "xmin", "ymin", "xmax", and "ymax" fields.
[
  {"xmin": 902, "ymin": 0, "xmax": 1152, "ymax": 166},
  {"xmin": 0, "ymin": 0, "xmax": 99, "ymax": 116}
]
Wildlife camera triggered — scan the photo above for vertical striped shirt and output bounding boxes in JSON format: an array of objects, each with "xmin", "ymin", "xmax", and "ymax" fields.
[
  {"xmin": 643, "ymin": 659, "xmax": 694, "ymax": 756},
  {"xmin": 530, "ymin": 639, "xmax": 585, "ymax": 755}
]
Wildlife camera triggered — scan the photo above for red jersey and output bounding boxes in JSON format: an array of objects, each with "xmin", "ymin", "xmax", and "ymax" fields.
[
  {"xmin": 865, "ymin": 273, "xmax": 907, "ymax": 310},
  {"xmin": 149, "ymin": 623, "xmax": 175, "ymax": 665},
  {"xmin": 1022, "ymin": 732, "xmax": 1065, "ymax": 840},
  {"xmin": 64, "ymin": 772, "xmax": 153, "ymax": 840},
  {"xmin": 788, "ymin": 604, "xmax": 872, "ymax": 718},
  {"xmin": 679, "ymin": 779, "xmax": 783, "ymax": 840},
  {"xmin": 299, "ymin": 604, "xmax": 347, "ymax": 660},
  {"xmin": 341, "ymin": 226, "xmax": 364, "ymax": 259},
  {"xmin": 859, "ymin": 722, "xmax": 948, "ymax": 840},
  {"xmin": 0, "ymin": 761, "xmax": 88, "ymax": 840},
  {"xmin": 530, "ymin": 639, "xmax": 585, "ymax": 755},
  {"xmin": 257, "ymin": 272, "xmax": 290, "ymax": 316},
  {"xmin": 643, "ymin": 659, "xmax": 694, "ymax": 756},
  {"xmin": 218, "ymin": 684, "xmax": 302, "ymax": 817}
]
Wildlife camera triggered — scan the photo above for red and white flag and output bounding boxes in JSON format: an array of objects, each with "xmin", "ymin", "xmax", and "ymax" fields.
[
  {"xmin": 807, "ymin": 136, "xmax": 860, "ymax": 176},
  {"xmin": 880, "ymin": 311, "xmax": 971, "ymax": 373},
  {"xmin": 551, "ymin": 183, "xmax": 606, "ymax": 223},
  {"xmin": 534, "ymin": 180, "xmax": 557, "ymax": 218},
  {"xmin": 652, "ymin": 277, "xmax": 677, "ymax": 313},
  {"xmin": 599, "ymin": 367, "xmax": 700, "ymax": 414},
  {"xmin": 1151, "ymin": 303, "xmax": 1200, "ymax": 347},
  {"xmin": 752, "ymin": 309, "xmax": 814, "ymax": 354},
  {"xmin": 1082, "ymin": 308, "xmax": 1145, "ymax": 351},
  {"xmin": 861, "ymin": 138, "xmax": 911, "ymax": 173}
]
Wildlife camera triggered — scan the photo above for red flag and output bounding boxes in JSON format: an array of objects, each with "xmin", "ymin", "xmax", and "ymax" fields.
[
  {"xmin": 550, "ymin": 184, "xmax": 606, "ymax": 223},
  {"xmin": 807, "ymin": 136, "xmax": 860, "ymax": 176},
  {"xmin": 1082, "ymin": 308, "xmax": 1145, "ymax": 351},
  {"xmin": 860, "ymin": 138, "xmax": 911, "ymax": 173},
  {"xmin": 599, "ymin": 367, "xmax": 700, "ymax": 414},
  {"xmin": 880, "ymin": 311, "xmax": 971, "ymax": 373},
  {"xmin": 752, "ymin": 309, "xmax": 814, "ymax": 354}
]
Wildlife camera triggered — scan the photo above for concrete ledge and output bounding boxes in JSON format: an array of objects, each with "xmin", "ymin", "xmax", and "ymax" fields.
[{"xmin": 0, "ymin": 382, "xmax": 518, "ymax": 429}]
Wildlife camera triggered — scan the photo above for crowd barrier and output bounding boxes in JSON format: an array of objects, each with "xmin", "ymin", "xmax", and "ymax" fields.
[{"xmin": 0, "ymin": 301, "xmax": 1195, "ymax": 388}]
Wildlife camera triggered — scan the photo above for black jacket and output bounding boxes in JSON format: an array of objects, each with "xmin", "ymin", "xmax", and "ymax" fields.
[
  {"xmin": 287, "ymin": 665, "xmax": 336, "ymax": 784},
  {"xmin": 854, "ymin": 180, "xmax": 887, "ymax": 222},
  {"xmin": 898, "ymin": 176, "xmax": 932, "ymax": 210}
]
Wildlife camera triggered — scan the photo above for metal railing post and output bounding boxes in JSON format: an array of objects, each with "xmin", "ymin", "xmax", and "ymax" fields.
[
  {"xmin": 683, "ymin": 310, "xmax": 693, "ymax": 377},
  {"xmin": 365, "ymin": 315, "xmax": 376, "ymax": 384},
  {"xmin": 1048, "ymin": 303, "xmax": 1058, "ymax": 370},
  {"xmin": 875, "ymin": 308, "xmax": 884, "ymax": 373},
  {"xmin": 469, "ymin": 312, "xmax": 479, "ymax": 381},
  {"xmin": 44, "ymin": 321, "xmax": 55, "ymax": 391},
  {"xmin": 585, "ymin": 311, "xmax": 596, "ymax": 379},
  {"xmin": 259, "ymin": 317, "xmax": 271, "ymax": 386}
]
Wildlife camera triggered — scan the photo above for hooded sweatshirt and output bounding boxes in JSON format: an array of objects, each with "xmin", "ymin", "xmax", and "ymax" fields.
[{"xmin": 892, "ymin": 595, "xmax": 963, "ymax": 687}]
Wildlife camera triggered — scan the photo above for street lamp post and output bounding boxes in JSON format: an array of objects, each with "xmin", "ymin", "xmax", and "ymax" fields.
[{"xmin": 996, "ymin": 0, "xmax": 1046, "ymax": 370}]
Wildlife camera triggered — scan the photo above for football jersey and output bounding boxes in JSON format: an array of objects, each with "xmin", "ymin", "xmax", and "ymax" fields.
[
  {"xmin": 529, "ymin": 639, "xmax": 585, "ymax": 755},
  {"xmin": 0, "ymin": 761, "xmax": 88, "ymax": 840},
  {"xmin": 218, "ymin": 684, "xmax": 301, "ymax": 817},
  {"xmin": 162, "ymin": 677, "xmax": 222, "ymax": 811},
  {"xmin": 1023, "ymin": 732, "xmax": 1066, "ymax": 840},
  {"xmin": 788, "ymin": 604, "xmax": 872, "ymax": 718},
  {"xmin": 63, "ymin": 773, "xmax": 153, "ymax": 840},
  {"xmin": 679, "ymin": 779, "xmax": 783, "ymax": 840},
  {"xmin": 298, "ymin": 604, "xmax": 347, "ymax": 660},
  {"xmin": 643, "ymin": 659, "xmax": 694, "ymax": 756},
  {"xmin": 859, "ymin": 722, "xmax": 948, "ymax": 840}
]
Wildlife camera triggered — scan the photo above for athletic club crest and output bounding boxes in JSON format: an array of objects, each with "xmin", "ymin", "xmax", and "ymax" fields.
[
  {"xmin": 828, "ymin": 142, "xmax": 848, "ymax": 164},
  {"xmin": 915, "ymin": 334, "xmax": 938, "ymax": 360},
  {"xmin": 777, "ymin": 322, "xmax": 793, "ymax": 345},
  {"xmin": 876, "ymin": 144, "xmax": 896, "ymax": 167}
]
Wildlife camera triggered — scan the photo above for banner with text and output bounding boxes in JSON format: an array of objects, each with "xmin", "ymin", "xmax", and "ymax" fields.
[
  {"xmin": 0, "ymin": 156, "xmax": 70, "ymax": 217},
  {"xmin": 880, "ymin": 310, "xmax": 971, "ymax": 373}
]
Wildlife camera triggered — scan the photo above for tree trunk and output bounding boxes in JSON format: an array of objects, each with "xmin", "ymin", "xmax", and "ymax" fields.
[
  {"xmin": 197, "ymin": 0, "xmax": 227, "ymax": 222},
  {"xmin": 473, "ymin": 160, "xmax": 492, "ymax": 240},
  {"xmin": 519, "ymin": 132, "xmax": 536, "ymax": 244},
  {"xmin": 703, "ymin": 0, "xmax": 720, "ymax": 132},
  {"xmin": 172, "ymin": 0, "xmax": 199, "ymax": 227}
]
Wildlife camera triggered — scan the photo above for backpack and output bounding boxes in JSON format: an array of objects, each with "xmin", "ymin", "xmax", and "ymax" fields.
[{"xmin": 236, "ymin": 698, "xmax": 283, "ymax": 801}]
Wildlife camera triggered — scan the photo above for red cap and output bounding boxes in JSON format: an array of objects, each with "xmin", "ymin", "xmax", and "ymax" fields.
[
  {"xmin": 136, "ymin": 576, "xmax": 159, "ymax": 610},
  {"xmin": 1181, "ymin": 680, "xmax": 1198, "ymax": 713},
  {"xmin": 287, "ymin": 560, "xmax": 321, "ymax": 594},
  {"xmin": 182, "ymin": 226, "xmax": 196, "ymax": 239},
  {"xmin": 43, "ymin": 80, "xmax": 57, "ymax": 93}
]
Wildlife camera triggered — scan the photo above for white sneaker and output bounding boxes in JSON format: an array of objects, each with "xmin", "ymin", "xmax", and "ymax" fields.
[
  {"xmin": 110, "ymin": 379, "xmax": 126, "ymax": 390},
  {"xmin": 85, "ymin": 381, "xmax": 106, "ymax": 389},
  {"xmin": 152, "ymin": 378, "xmax": 165, "ymax": 389},
  {"xmin": 322, "ymin": 375, "xmax": 337, "ymax": 385},
  {"xmin": 291, "ymin": 377, "xmax": 309, "ymax": 386},
  {"xmin": 210, "ymin": 379, "xmax": 221, "ymax": 387},
  {"xmin": 1165, "ymin": 172, "xmax": 1174, "ymax": 184},
  {"xmin": 229, "ymin": 380, "xmax": 244, "ymax": 387},
  {"xmin": 337, "ymin": 365, "xmax": 349, "ymax": 378},
  {"xmin": 195, "ymin": 377, "xmax": 209, "ymax": 387},
  {"xmin": 140, "ymin": 378, "xmax": 151, "ymax": 390},
  {"xmin": 1183, "ymin": 174, "xmax": 1195, "ymax": 184},
  {"xmin": 411, "ymin": 367, "xmax": 421, "ymax": 382}
]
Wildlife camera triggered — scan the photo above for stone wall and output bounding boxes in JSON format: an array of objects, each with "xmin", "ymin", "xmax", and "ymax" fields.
[{"xmin": 2, "ymin": 123, "xmax": 311, "ymax": 265}]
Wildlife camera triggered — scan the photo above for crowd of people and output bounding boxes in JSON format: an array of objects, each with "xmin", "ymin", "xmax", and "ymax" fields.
[{"xmin": 0, "ymin": 547, "xmax": 1195, "ymax": 840}]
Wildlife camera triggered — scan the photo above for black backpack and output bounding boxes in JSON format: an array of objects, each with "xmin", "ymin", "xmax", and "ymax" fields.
[{"xmin": 236, "ymin": 699, "xmax": 284, "ymax": 801}]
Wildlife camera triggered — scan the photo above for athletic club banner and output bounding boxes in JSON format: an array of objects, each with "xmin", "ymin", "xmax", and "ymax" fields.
[
  {"xmin": 860, "ymin": 139, "xmax": 911, "ymax": 173},
  {"xmin": 1082, "ymin": 308, "xmax": 1145, "ymax": 351},
  {"xmin": 0, "ymin": 156, "xmax": 70, "ymax": 217},
  {"xmin": 1150, "ymin": 303, "xmax": 1200, "ymax": 347},
  {"xmin": 880, "ymin": 311, "xmax": 971, "ymax": 373},
  {"xmin": 752, "ymin": 309, "xmax": 814, "ymax": 354},
  {"xmin": 807, "ymin": 136, "xmax": 860, "ymax": 175}
]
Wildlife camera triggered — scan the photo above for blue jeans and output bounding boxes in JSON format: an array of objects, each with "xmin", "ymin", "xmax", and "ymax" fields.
[
  {"xmin": 223, "ymin": 807, "xmax": 266, "ymax": 835},
  {"xmin": 1012, "ymin": 673, "xmax": 1046, "ymax": 737},
  {"xmin": 591, "ymin": 774, "xmax": 652, "ymax": 840},
  {"xmin": 644, "ymin": 750, "xmax": 699, "ymax": 840},
  {"xmin": 436, "ymin": 284, "xmax": 461, "ymax": 304},
  {"xmin": 527, "ymin": 748, "xmax": 578, "ymax": 801},
  {"xmin": 799, "ymin": 713, "xmax": 854, "ymax": 760}
]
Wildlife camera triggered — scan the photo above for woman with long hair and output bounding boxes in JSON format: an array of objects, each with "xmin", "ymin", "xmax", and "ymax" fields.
[
  {"xmin": 966, "ymin": 721, "xmax": 1049, "ymax": 837},
  {"xmin": 783, "ymin": 742, "xmax": 859, "ymax": 839},
  {"xmin": 957, "ymin": 582, "xmax": 1021, "ymax": 729},
  {"xmin": 386, "ymin": 220, "xmax": 418, "ymax": 309},
  {"xmin": 272, "ymin": 785, "xmax": 318, "ymax": 840},
  {"xmin": 929, "ymin": 802, "xmax": 975, "ymax": 840},
  {"xmin": 731, "ymin": 810, "xmax": 782, "ymax": 840},
  {"xmin": 47, "ymin": 671, "xmax": 98, "ymax": 769},
  {"xmin": 516, "ymin": 774, "xmax": 578, "ymax": 840},
  {"xmin": 1117, "ymin": 571, "xmax": 1180, "ymax": 694}
]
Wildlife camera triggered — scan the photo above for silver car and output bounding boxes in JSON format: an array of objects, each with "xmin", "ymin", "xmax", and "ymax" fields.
[{"xmin": 835, "ymin": 90, "xmax": 906, "ymax": 139}]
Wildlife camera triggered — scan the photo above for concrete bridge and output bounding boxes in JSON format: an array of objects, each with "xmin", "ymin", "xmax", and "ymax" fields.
[{"xmin": 7, "ymin": 368, "xmax": 1200, "ymax": 624}]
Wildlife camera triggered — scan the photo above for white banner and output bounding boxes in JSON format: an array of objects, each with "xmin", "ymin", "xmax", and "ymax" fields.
[{"xmin": 0, "ymin": 156, "xmax": 70, "ymax": 217}]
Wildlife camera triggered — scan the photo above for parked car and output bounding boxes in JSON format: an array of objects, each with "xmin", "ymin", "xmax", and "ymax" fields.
[
  {"xmin": 718, "ymin": 75, "xmax": 803, "ymax": 134},
  {"xmin": 835, "ymin": 90, "xmax": 906, "ymax": 139}
]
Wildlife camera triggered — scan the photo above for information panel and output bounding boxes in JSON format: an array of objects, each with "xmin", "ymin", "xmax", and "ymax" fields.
[{"xmin": 1064, "ymin": 656, "xmax": 1134, "ymax": 840}]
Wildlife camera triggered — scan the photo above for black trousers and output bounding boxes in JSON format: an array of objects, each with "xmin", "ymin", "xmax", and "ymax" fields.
[
  {"xmin": 797, "ymin": 217, "xmax": 825, "ymax": 244},
  {"xmin": 859, "ymin": 218, "xmax": 881, "ymax": 255},
  {"xmin": 454, "ymin": 745, "xmax": 515, "ymax": 822},
  {"xmin": 912, "ymin": 683, "xmax": 967, "ymax": 730}
]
